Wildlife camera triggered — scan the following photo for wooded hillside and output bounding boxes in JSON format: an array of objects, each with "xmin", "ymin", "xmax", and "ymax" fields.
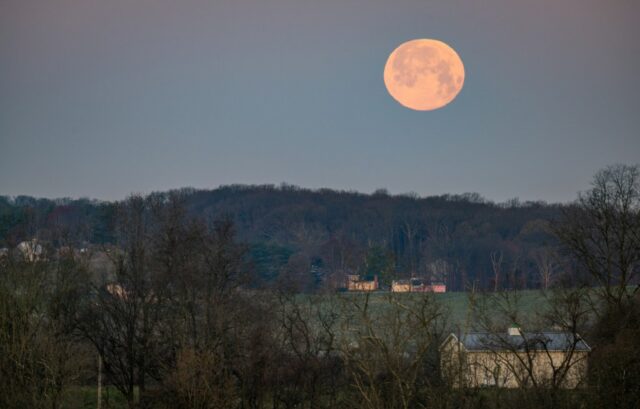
[{"xmin": 0, "ymin": 186, "xmax": 566, "ymax": 291}]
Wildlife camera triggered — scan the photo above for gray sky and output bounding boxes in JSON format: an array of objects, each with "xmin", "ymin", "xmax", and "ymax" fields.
[{"xmin": 1, "ymin": 0, "xmax": 639, "ymax": 202}]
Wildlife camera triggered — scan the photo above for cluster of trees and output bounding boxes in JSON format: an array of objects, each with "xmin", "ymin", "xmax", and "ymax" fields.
[
  {"xmin": 0, "ymin": 164, "xmax": 638, "ymax": 409},
  {"xmin": 1, "ymin": 183, "xmax": 566, "ymax": 292},
  {"xmin": 0, "ymin": 193, "xmax": 449, "ymax": 409}
]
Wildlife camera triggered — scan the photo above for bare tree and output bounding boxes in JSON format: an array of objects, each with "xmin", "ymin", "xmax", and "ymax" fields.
[
  {"xmin": 78, "ymin": 195, "xmax": 170, "ymax": 408},
  {"xmin": 270, "ymin": 289, "xmax": 342, "ymax": 409},
  {"xmin": 400, "ymin": 219, "xmax": 420, "ymax": 276},
  {"xmin": 490, "ymin": 250, "xmax": 503, "ymax": 292},
  {"xmin": 154, "ymin": 202, "xmax": 252, "ymax": 409},
  {"xmin": 553, "ymin": 164, "xmax": 640, "ymax": 408},
  {"xmin": 339, "ymin": 293, "xmax": 446, "ymax": 409},
  {"xmin": 0, "ymin": 243, "xmax": 89, "ymax": 409},
  {"xmin": 427, "ymin": 259, "xmax": 450, "ymax": 285},
  {"xmin": 531, "ymin": 247, "xmax": 560, "ymax": 290},
  {"xmin": 553, "ymin": 164, "xmax": 640, "ymax": 311}
]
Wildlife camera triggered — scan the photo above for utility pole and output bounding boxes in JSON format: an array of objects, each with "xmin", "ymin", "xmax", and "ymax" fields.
[{"xmin": 97, "ymin": 354, "xmax": 102, "ymax": 409}]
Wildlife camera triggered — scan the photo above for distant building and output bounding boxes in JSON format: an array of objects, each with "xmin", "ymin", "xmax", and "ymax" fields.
[
  {"xmin": 347, "ymin": 274, "xmax": 379, "ymax": 292},
  {"xmin": 391, "ymin": 279, "xmax": 412, "ymax": 292},
  {"xmin": 391, "ymin": 278, "xmax": 446, "ymax": 293},
  {"xmin": 428, "ymin": 283, "xmax": 447, "ymax": 293},
  {"xmin": 440, "ymin": 327, "xmax": 590, "ymax": 388},
  {"xmin": 17, "ymin": 239, "xmax": 44, "ymax": 262}
]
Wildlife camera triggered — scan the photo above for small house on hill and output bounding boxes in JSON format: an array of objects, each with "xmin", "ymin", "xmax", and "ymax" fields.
[
  {"xmin": 391, "ymin": 278, "xmax": 446, "ymax": 293},
  {"xmin": 440, "ymin": 326, "xmax": 590, "ymax": 388},
  {"xmin": 346, "ymin": 274, "xmax": 379, "ymax": 292}
]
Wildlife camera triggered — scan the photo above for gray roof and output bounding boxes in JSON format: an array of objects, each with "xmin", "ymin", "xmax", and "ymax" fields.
[{"xmin": 455, "ymin": 332, "xmax": 591, "ymax": 352}]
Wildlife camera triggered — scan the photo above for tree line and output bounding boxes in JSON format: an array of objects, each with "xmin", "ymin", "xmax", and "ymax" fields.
[
  {"xmin": 1, "ymin": 183, "xmax": 567, "ymax": 292},
  {"xmin": 0, "ymin": 164, "xmax": 638, "ymax": 408}
]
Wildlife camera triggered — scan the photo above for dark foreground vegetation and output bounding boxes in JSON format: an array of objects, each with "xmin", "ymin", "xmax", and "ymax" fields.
[{"xmin": 1, "ymin": 164, "xmax": 639, "ymax": 409}]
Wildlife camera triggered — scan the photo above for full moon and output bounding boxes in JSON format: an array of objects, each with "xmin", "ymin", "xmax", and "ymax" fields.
[{"xmin": 384, "ymin": 39, "xmax": 465, "ymax": 111}]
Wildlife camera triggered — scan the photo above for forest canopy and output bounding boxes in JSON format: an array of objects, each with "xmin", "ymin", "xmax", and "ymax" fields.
[{"xmin": 0, "ymin": 185, "xmax": 564, "ymax": 291}]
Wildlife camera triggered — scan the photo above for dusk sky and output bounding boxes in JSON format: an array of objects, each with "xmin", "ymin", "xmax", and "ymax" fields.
[{"xmin": 1, "ymin": 0, "xmax": 638, "ymax": 202}]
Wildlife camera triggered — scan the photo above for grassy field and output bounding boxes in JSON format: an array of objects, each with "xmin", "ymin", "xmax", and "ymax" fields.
[
  {"xmin": 64, "ymin": 386, "xmax": 129, "ymax": 409},
  {"xmin": 435, "ymin": 289, "xmax": 546, "ymax": 328},
  {"xmin": 319, "ymin": 289, "xmax": 550, "ymax": 332}
]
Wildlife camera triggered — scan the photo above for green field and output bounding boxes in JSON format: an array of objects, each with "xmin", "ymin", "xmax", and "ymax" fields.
[
  {"xmin": 64, "ymin": 386, "xmax": 129, "ymax": 409},
  {"xmin": 316, "ymin": 289, "xmax": 550, "ymax": 333}
]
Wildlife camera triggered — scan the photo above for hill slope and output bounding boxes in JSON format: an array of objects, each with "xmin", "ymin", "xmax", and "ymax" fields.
[{"xmin": 0, "ymin": 185, "xmax": 563, "ymax": 291}]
